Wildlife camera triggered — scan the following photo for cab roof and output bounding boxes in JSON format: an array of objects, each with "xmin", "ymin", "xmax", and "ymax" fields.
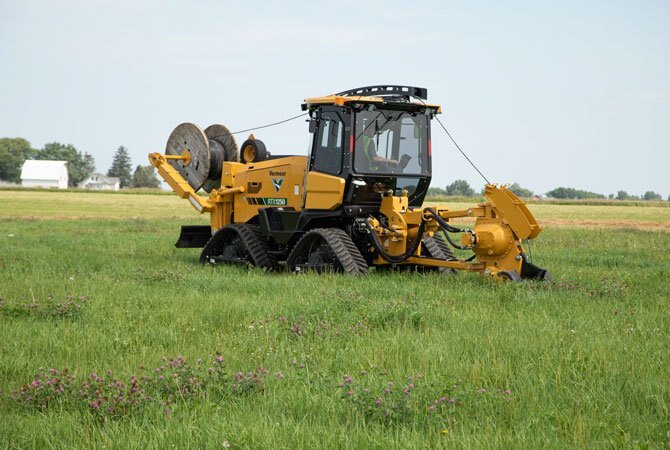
[{"xmin": 301, "ymin": 85, "xmax": 442, "ymax": 113}]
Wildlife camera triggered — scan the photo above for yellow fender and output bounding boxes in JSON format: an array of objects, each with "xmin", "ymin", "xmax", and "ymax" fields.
[{"xmin": 483, "ymin": 184, "xmax": 541, "ymax": 240}]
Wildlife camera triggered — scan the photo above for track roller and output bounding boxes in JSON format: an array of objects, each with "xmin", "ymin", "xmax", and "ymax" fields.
[
  {"xmin": 200, "ymin": 224, "xmax": 277, "ymax": 271},
  {"xmin": 286, "ymin": 228, "xmax": 368, "ymax": 274},
  {"xmin": 421, "ymin": 236, "xmax": 458, "ymax": 274}
]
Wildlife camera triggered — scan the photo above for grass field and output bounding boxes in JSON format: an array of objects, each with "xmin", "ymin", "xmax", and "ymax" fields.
[
  {"xmin": 1, "ymin": 190, "xmax": 669, "ymax": 448},
  {"xmin": 3, "ymin": 190, "xmax": 670, "ymax": 230}
]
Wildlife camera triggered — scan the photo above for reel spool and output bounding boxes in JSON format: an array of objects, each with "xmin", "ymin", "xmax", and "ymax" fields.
[
  {"xmin": 165, "ymin": 123, "xmax": 238, "ymax": 192},
  {"xmin": 203, "ymin": 124, "xmax": 238, "ymax": 192}
]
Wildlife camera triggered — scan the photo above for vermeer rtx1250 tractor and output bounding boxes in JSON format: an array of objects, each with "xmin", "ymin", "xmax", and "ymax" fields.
[{"xmin": 148, "ymin": 85, "xmax": 549, "ymax": 280}]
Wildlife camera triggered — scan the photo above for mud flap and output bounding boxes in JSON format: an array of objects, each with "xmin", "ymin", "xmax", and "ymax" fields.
[
  {"xmin": 520, "ymin": 254, "xmax": 551, "ymax": 281},
  {"xmin": 175, "ymin": 225, "xmax": 212, "ymax": 248}
]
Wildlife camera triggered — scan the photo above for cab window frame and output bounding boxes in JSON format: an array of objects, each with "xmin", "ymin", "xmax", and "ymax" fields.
[{"xmin": 311, "ymin": 110, "xmax": 345, "ymax": 176}]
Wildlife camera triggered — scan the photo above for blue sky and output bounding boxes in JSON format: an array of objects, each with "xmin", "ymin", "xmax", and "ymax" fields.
[{"xmin": 1, "ymin": 0, "xmax": 668, "ymax": 196}]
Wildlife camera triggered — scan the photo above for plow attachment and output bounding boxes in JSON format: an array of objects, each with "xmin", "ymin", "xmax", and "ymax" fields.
[{"xmin": 175, "ymin": 225, "xmax": 212, "ymax": 248}]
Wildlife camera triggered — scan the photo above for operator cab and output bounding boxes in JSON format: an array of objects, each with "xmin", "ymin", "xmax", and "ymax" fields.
[{"xmin": 303, "ymin": 85, "xmax": 439, "ymax": 210}]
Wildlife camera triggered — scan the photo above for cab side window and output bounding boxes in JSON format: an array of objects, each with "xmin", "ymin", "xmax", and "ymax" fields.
[{"xmin": 313, "ymin": 113, "xmax": 343, "ymax": 175}]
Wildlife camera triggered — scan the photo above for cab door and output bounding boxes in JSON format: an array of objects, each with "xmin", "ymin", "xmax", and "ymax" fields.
[
  {"xmin": 303, "ymin": 110, "xmax": 347, "ymax": 210},
  {"xmin": 311, "ymin": 111, "xmax": 345, "ymax": 176}
]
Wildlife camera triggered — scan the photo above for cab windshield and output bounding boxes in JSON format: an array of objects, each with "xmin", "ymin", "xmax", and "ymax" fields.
[{"xmin": 353, "ymin": 109, "xmax": 430, "ymax": 176}]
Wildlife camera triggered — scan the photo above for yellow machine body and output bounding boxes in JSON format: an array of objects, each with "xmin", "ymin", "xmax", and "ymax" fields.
[
  {"xmin": 230, "ymin": 157, "xmax": 307, "ymax": 224},
  {"xmin": 148, "ymin": 85, "xmax": 549, "ymax": 280},
  {"xmin": 149, "ymin": 152, "xmax": 353, "ymax": 230}
]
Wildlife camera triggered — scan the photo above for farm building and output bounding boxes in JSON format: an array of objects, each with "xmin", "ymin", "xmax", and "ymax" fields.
[
  {"xmin": 79, "ymin": 173, "xmax": 120, "ymax": 190},
  {"xmin": 20, "ymin": 160, "xmax": 68, "ymax": 189}
]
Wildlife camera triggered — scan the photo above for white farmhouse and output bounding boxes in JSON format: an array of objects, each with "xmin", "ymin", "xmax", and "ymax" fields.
[
  {"xmin": 79, "ymin": 173, "xmax": 120, "ymax": 190},
  {"xmin": 20, "ymin": 160, "xmax": 69, "ymax": 189}
]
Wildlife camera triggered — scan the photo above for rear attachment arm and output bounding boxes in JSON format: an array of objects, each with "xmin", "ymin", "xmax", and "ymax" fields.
[
  {"xmin": 148, "ymin": 152, "xmax": 214, "ymax": 213},
  {"xmin": 366, "ymin": 184, "xmax": 549, "ymax": 280}
]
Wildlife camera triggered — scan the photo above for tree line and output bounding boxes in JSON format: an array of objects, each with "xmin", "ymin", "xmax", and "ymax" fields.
[
  {"xmin": 428, "ymin": 179, "xmax": 667, "ymax": 201},
  {"xmin": 2, "ymin": 138, "xmax": 665, "ymax": 200},
  {"xmin": 0, "ymin": 137, "xmax": 160, "ymax": 189},
  {"xmin": 427, "ymin": 180, "xmax": 535, "ymax": 197}
]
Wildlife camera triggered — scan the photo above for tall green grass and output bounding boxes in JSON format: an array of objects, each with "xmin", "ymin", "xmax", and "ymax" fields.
[{"xmin": 0, "ymin": 197, "xmax": 669, "ymax": 448}]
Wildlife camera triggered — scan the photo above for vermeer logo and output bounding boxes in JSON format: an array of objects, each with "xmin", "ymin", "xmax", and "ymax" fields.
[
  {"xmin": 271, "ymin": 178, "xmax": 284, "ymax": 192},
  {"xmin": 269, "ymin": 170, "xmax": 286, "ymax": 193}
]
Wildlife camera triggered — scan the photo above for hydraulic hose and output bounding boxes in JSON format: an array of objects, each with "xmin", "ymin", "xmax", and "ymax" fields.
[
  {"xmin": 439, "ymin": 229, "xmax": 470, "ymax": 251},
  {"xmin": 424, "ymin": 208, "xmax": 466, "ymax": 233},
  {"xmin": 366, "ymin": 220, "xmax": 427, "ymax": 264},
  {"xmin": 424, "ymin": 208, "xmax": 475, "ymax": 251},
  {"xmin": 367, "ymin": 208, "xmax": 476, "ymax": 263}
]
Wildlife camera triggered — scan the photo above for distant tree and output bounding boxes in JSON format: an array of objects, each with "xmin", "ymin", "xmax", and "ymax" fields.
[
  {"xmin": 616, "ymin": 190, "xmax": 640, "ymax": 200},
  {"xmin": 608, "ymin": 193, "xmax": 615, "ymax": 199},
  {"xmin": 546, "ymin": 187, "xmax": 570, "ymax": 199},
  {"xmin": 131, "ymin": 165, "xmax": 160, "ymax": 188},
  {"xmin": 445, "ymin": 179, "xmax": 475, "ymax": 197},
  {"xmin": 427, "ymin": 187, "xmax": 447, "ymax": 196},
  {"xmin": 546, "ymin": 187, "xmax": 605, "ymax": 200},
  {"xmin": 643, "ymin": 191, "xmax": 662, "ymax": 201},
  {"xmin": 0, "ymin": 137, "xmax": 36, "ymax": 183},
  {"xmin": 507, "ymin": 183, "xmax": 534, "ymax": 198},
  {"xmin": 35, "ymin": 142, "xmax": 95, "ymax": 186},
  {"xmin": 108, "ymin": 146, "xmax": 133, "ymax": 188}
]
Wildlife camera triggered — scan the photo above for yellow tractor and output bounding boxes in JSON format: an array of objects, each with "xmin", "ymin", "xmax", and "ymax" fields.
[{"xmin": 148, "ymin": 85, "xmax": 549, "ymax": 280}]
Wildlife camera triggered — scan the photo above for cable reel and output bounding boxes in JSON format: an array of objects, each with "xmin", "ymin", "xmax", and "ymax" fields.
[{"xmin": 165, "ymin": 123, "xmax": 239, "ymax": 192}]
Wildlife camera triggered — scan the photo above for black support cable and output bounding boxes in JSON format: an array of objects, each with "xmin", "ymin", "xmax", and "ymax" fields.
[
  {"xmin": 415, "ymin": 98, "xmax": 491, "ymax": 184},
  {"xmin": 433, "ymin": 116, "xmax": 491, "ymax": 185},
  {"xmin": 209, "ymin": 113, "xmax": 309, "ymax": 141}
]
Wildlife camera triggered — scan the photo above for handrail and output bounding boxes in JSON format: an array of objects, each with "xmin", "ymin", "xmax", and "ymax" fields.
[{"xmin": 335, "ymin": 85, "xmax": 428, "ymax": 100}]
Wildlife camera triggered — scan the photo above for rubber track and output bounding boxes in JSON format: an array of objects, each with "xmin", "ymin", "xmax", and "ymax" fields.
[
  {"xmin": 424, "ymin": 236, "xmax": 456, "ymax": 261},
  {"xmin": 287, "ymin": 228, "xmax": 368, "ymax": 275},
  {"xmin": 422, "ymin": 236, "xmax": 457, "ymax": 274},
  {"xmin": 200, "ymin": 224, "xmax": 278, "ymax": 272}
]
